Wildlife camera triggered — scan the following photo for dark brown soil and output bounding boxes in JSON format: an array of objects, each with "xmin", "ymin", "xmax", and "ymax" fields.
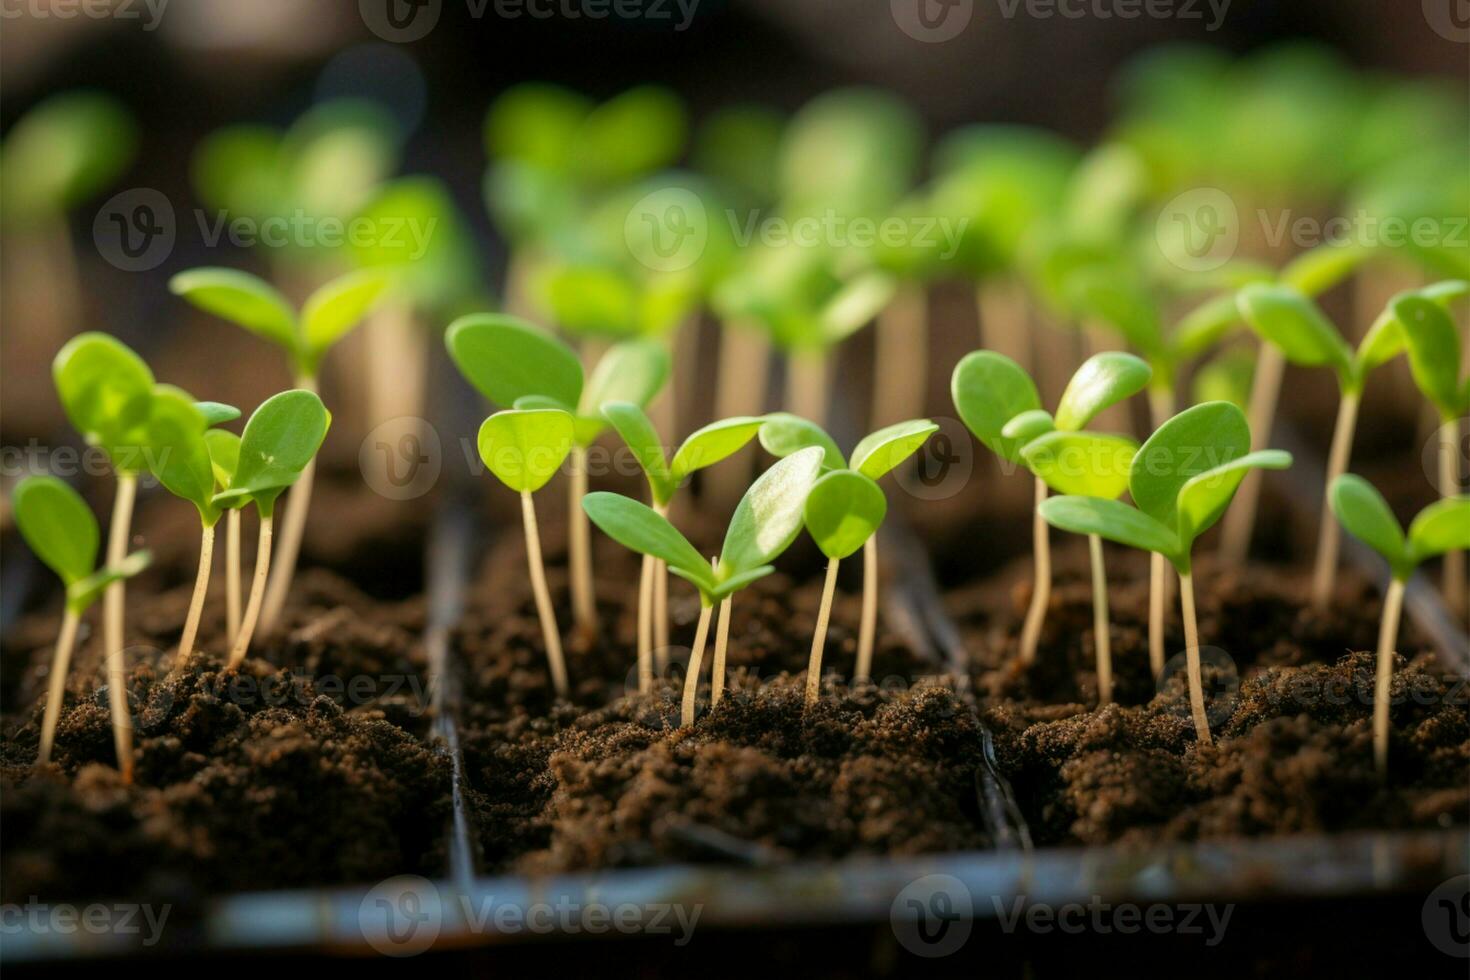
[
  {"xmin": 0, "ymin": 564, "xmax": 449, "ymax": 903},
  {"xmin": 950, "ymin": 543, "xmax": 1470, "ymax": 847}
]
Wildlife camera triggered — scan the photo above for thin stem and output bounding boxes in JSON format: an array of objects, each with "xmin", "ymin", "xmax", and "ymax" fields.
[
  {"xmin": 175, "ymin": 522, "xmax": 216, "ymax": 673},
  {"xmin": 1088, "ymin": 534, "xmax": 1113, "ymax": 706},
  {"xmin": 1178, "ymin": 570, "xmax": 1212, "ymax": 746},
  {"xmin": 784, "ymin": 349, "xmax": 830, "ymax": 430},
  {"xmin": 712, "ymin": 592, "xmax": 732, "ymax": 709},
  {"xmin": 37, "ymin": 608, "xmax": 81, "ymax": 767},
  {"xmin": 805, "ymin": 557, "xmax": 841, "ymax": 707},
  {"xmin": 856, "ymin": 536, "xmax": 879, "ymax": 682},
  {"xmin": 1018, "ymin": 477, "xmax": 1051, "ymax": 666},
  {"xmin": 653, "ymin": 502, "xmax": 670, "ymax": 670},
  {"xmin": 568, "ymin": 445, "xmax": 597, "ymax": 633},
  {"xmin": 1440, "ymin": 419, "xmax": 1466, "ymax": 619},
  {"xmin": 872, "ymin": 283, "xmax": 927, "ymax": 430},
  {"xmin": 1147, "ymin": 386, "xmax": 1175, "ymax": 680},
  {"xmin": 365, "ymin": 301, "xmax": 425, "ymax": 427},
  {"xmin": 680, "ymin": 601, "xmax": 714, "ymax": 727},
  {"xmin": 1310, "ymin": 390, "xmax": 1361, "ymax": 609},
  {"xmin": 228, "ymin": 514, "xmax": 274, "ymax": 668},
  {"xmin": 636, "ymin": 553, "xmax": 654, "ymax": 693},
  {"xmin": 259, "ymin": 374, "xmax": 319, "ymax": 633},
  {"xmin": 104, "ymin": 474, "xmax": 137, "ymax": 782},
  {"xmin": 226, "ymin": 508, "xmax": 242, "ymax": 645},
  {"xmin": 1374, "ymin": 577, "xmax": 1407, "ymax": 777},
  {"xmin": 708, "ymin": 320, "xmax": 770, "ymax": 511},
  {"xmin": 1220, "ymin": 343, "xmax": 1285, "ymax": 566},
  {"xmin": 521, "ymin": 491, "xmax": 569, "ymax": 699}
]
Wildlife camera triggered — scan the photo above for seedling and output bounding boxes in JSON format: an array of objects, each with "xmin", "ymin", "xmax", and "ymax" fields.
[
  {"xmin": 446, "ymin": 313, "xmax": 669, "ymax": 636},
  {"xmin": 1235, "ymin": 283, "xmax": 1421, "ymax": 608},
  {"xmin": 212, "ymin": 391, "xmax": 331, "ymax": 666},
  {"xmin": 204, "ymin": 428, "xmax": 245, "ymax": 644},
  {"xmin": 170, "ymin": 265, "xmax": 388, "ymax": 632},
  {"xmin": 602, "ymin": 402, "xmax": 767, "ymax": 691},
  {"xmin": 53, "ymin": 332, "xmax": 154, "ymax": 781},
  {"xmin": 583, "ymin": 447, "xmax": 825, "ymax": 725},
  {"xmin": 476, "ymin": 409, "xmax": 579, "ymax": 698},
  {"xmin": 145, "ymin": 387, "xmax": 237, "ymax": 671},
  {"xmin": 802, "ymin": 471, "xmax": 886, "ymax": 705},
  {"xmin": 1037, "ymin": 402, "xmax": 1293, "ymax": 744},
  {"xmin": 757, "ymin": 415, "xmax": 938, "ymax": 681},
  {"xmin": 12, "ymin": 477, "xmax": 149, "ymax": 768},
  {"xmin": 1329, "ymin": 475, "xmax": 1470, "ymax": 775},
  {"xmin": 998, "ymin": 352, "xmax": 1152, "ymax": 700}
]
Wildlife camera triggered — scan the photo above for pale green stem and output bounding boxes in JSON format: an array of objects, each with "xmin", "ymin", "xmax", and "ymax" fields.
[
  {"xmin": 1311, "ymin": 390, "xmax": 1360, "ymax": 609},
  {"xmin": 680, "ymin": 601, "xmax": 714, "ymax": 727},
  {"xmin": 1220, "ymin": 343, "xmax": 1285, "ymax": 566},
  {"xmin": 1178, "ymin": 569, "xmax": 1212, "ymax": 746},
  {"xmin": 1089, "ymin": 534, "xmax": 1112, "ymax": 706},
  {"xmin": 805, "ymin": 557, "xmax": 841, "ymax": 707},
  {"xmin": 104, "ymin": 474, "xmax": 137, "ymax": 782},
  {"xmin": 522, "ymin": 491, "xmax": 568, "ymax": 699},
  {"xmin": 1018, "ymin": 477, "xmax": 1051, "ymax": 666},
  {"xmin": 1374, "ymin": 577, "xmax": 1406, "ymax": 777},
  {"xmin": 228, "ymin": 515, "xmax": 273, "ymax": 668},
  {"xmin": 855, "ymin": 536, "xmax": 879, "ymax": 682},
  {"xmin": 175, "ymin": 522, "xmax": 216, "ymax": 672},
  {"xmin": 37, "ymin": 608, "xmax": 81, "ymax": 767},
  {"xmin": 259, "ymin": 373, "xmax": 318, "ymax": 633}
]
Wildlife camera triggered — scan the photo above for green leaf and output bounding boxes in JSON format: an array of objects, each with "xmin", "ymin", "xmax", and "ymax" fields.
[
  {"xmin": 445, "ymin": 314, "xmax": 583, "ymax": 410},
  {"xmin": 1407, "ymin": 496, "xmax": 1470, "ymax": 568},
  {"xmin": 1331, "ymin": 474, "xmax": 1410, "ymax": 578},
  {"xmin": 214, "ymin": 390, "xmax": 331, "ymax": 515},
  {"xmin": 1065, "ymin": 271, "xmax": 1164, "ymax": 359},
  {"xmin": 669, "ymin": 416, "xmax": 766, "ymax": 483},
  {"xmin": 707, "ymin": 565, "xmax": 777, "ymax": 602},
  {"xmin": 575, "ymin": 86, "xmax": 687, "ymax": 187},
  {"xmin": 484, "ymin": 83, "xmax": 591, "ymax": 174},
  {"xmin": 169, "ymin": 268, "xmax": 300, "ymax": 357},
  {"xmin": 195, "ymin": 401, "xmax": 241, "ymax": 427},
  {"xmin": 203, "ymin": 429, "xmax": 241, "ymax": 492},
  {"xmin": 951, "ymin": 351, "xmax": 1042, "ymax": 463},
  {"xmin": 476, "ymin": 408, "xmax": 573, "ymax": 494},
  {"xmin": 1191, "ymin": 350, "xmax": 1255, "ymax": 411},
  {"xmin": 804, "ymin": 470, "xmax": 887, "ymax": 560},
  {"xmin": 1171, "ymin": 292, "xmax": 1242, "ymax": 361},
  {"xmin": 0, "ymin": 91, "xmax": 136, "ymax": 223},
  {"xmin": 578, "ymin": 340, "xmax": 670, "ymax": 443},
  {"xmin": 1054, "ymin": 352, "xmax": 1152, "ymax": 432},
  {"xmin": 720, "ymin": 446, "xmax": 825, "ymax": 574},
  {"xmin": 1038, "ymin": 496, "xmax": 1181, "ymax": 567},
  {"xmin": 1279, "ymin": 242, "xmax": 1368, "ymax": 296},
  {"xmin": 300, "ymin": 268, "xmax": 390, "ymax": 369},
  {"xmin": 52, "ymin": 332, "xmax": 155, "ymax": 474},
  {"xmin": 602, "ymin": 401, "xmax": 674, "ymax": 505},
  {"xmin": 1391, "ymin": 295, "xmax": 1462, "ymax": 418},
  {"xmin": 1130, "ymin": 401, "xmax": 1250, "ymax": 534},
  {"xmin": 821, "ymin": 271, "xmax": 896, "ymax": 344},
  {"xmin": 1175, "ymin": 449, "xmax": 1293, "ymax": 551},
  {"xmin": 851, "ymin": 419, "xmax": 939, "ymax": 480},
  {"xmin": 1000, "ymin": 409, "xmax": 1056, "ymax": 444},
  {"xmin": 13, "ymin": 476, "xmax": 98, "ymax": 586},
  {"xmin": 582, "ymin": 491, "xmax": 714, "ymax": 594},
  {"xmin": 1236, "ymin": 283, "xmax": 1352, "ymax": 383},
  {"xmin": 758, "ymin": 414, "xmax": 846, "ymax": 470},
  {"xmin": 146, "ymin": 385, "xmax": 219, "ymax": 526},
  {"xmin": 1021, "ymin": 431, "xmax": 1138, "ymax": 500},
  {"xmin": 65, "ymin": 549, "xmax": 150, "ymax": 613}
]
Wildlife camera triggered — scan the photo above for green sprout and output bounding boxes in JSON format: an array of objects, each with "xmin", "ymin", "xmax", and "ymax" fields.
[
  {"xmin": 170, "ymin": 265, "xmax": 388, "ymax": 633},
  {"xmin": 583, "ymin": 447, "xmax": 825, "ymax": 726},
  {"xmin": 476, "ymin": 408, "xmax": 577, "ymax": 699},
  {"xmin": 12, "ymin": 477, "xmax": 149, "ymax": 769},
  {"xmin": 601, "ymin": 403, "xmax": 766, "ymax": 693},
  {"xmin": 1000, "ymin": 352, "xmax": 1152, "ymax": 701},
  {"xmin": 1037, "ymin": 401, "xmax": 1293, "ymax": 744},
  {"xmin": 1329, "ymin": 475, "xmax": 1470, "ymax": 775},
  {"xmin": 757, "ymin": 415, "xmax": 938, "ymax": 682},
  {"xmin": 213, "ymin": 391, "xmax": 331, "ymax": 667},
  {"xmin": 144, "ymin": 386, "xmax": 238, "ymax": 672},
  {"xmin": 801, "ymin": 470, "xmax": 886, "ymax": 705},
  {"xmin": 204, "ymin": 427, "xmax": 245, "ymax": 646},
  {"xmin": 445, "ymin": 313, "xmax": 669, "ymax": 637},
  {"xmin": 52, "ymin": 332, "xmax": 154, "ymax": 782}
]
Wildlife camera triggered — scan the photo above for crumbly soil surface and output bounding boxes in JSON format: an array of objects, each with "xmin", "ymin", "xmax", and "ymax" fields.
[
  {"xmin": 0, "ymin": 559, "xmax": 449, "ymax": 904},
  {"xmin": 949, "ymin": 541, "xmax": 1469, "ymax": 847}
]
